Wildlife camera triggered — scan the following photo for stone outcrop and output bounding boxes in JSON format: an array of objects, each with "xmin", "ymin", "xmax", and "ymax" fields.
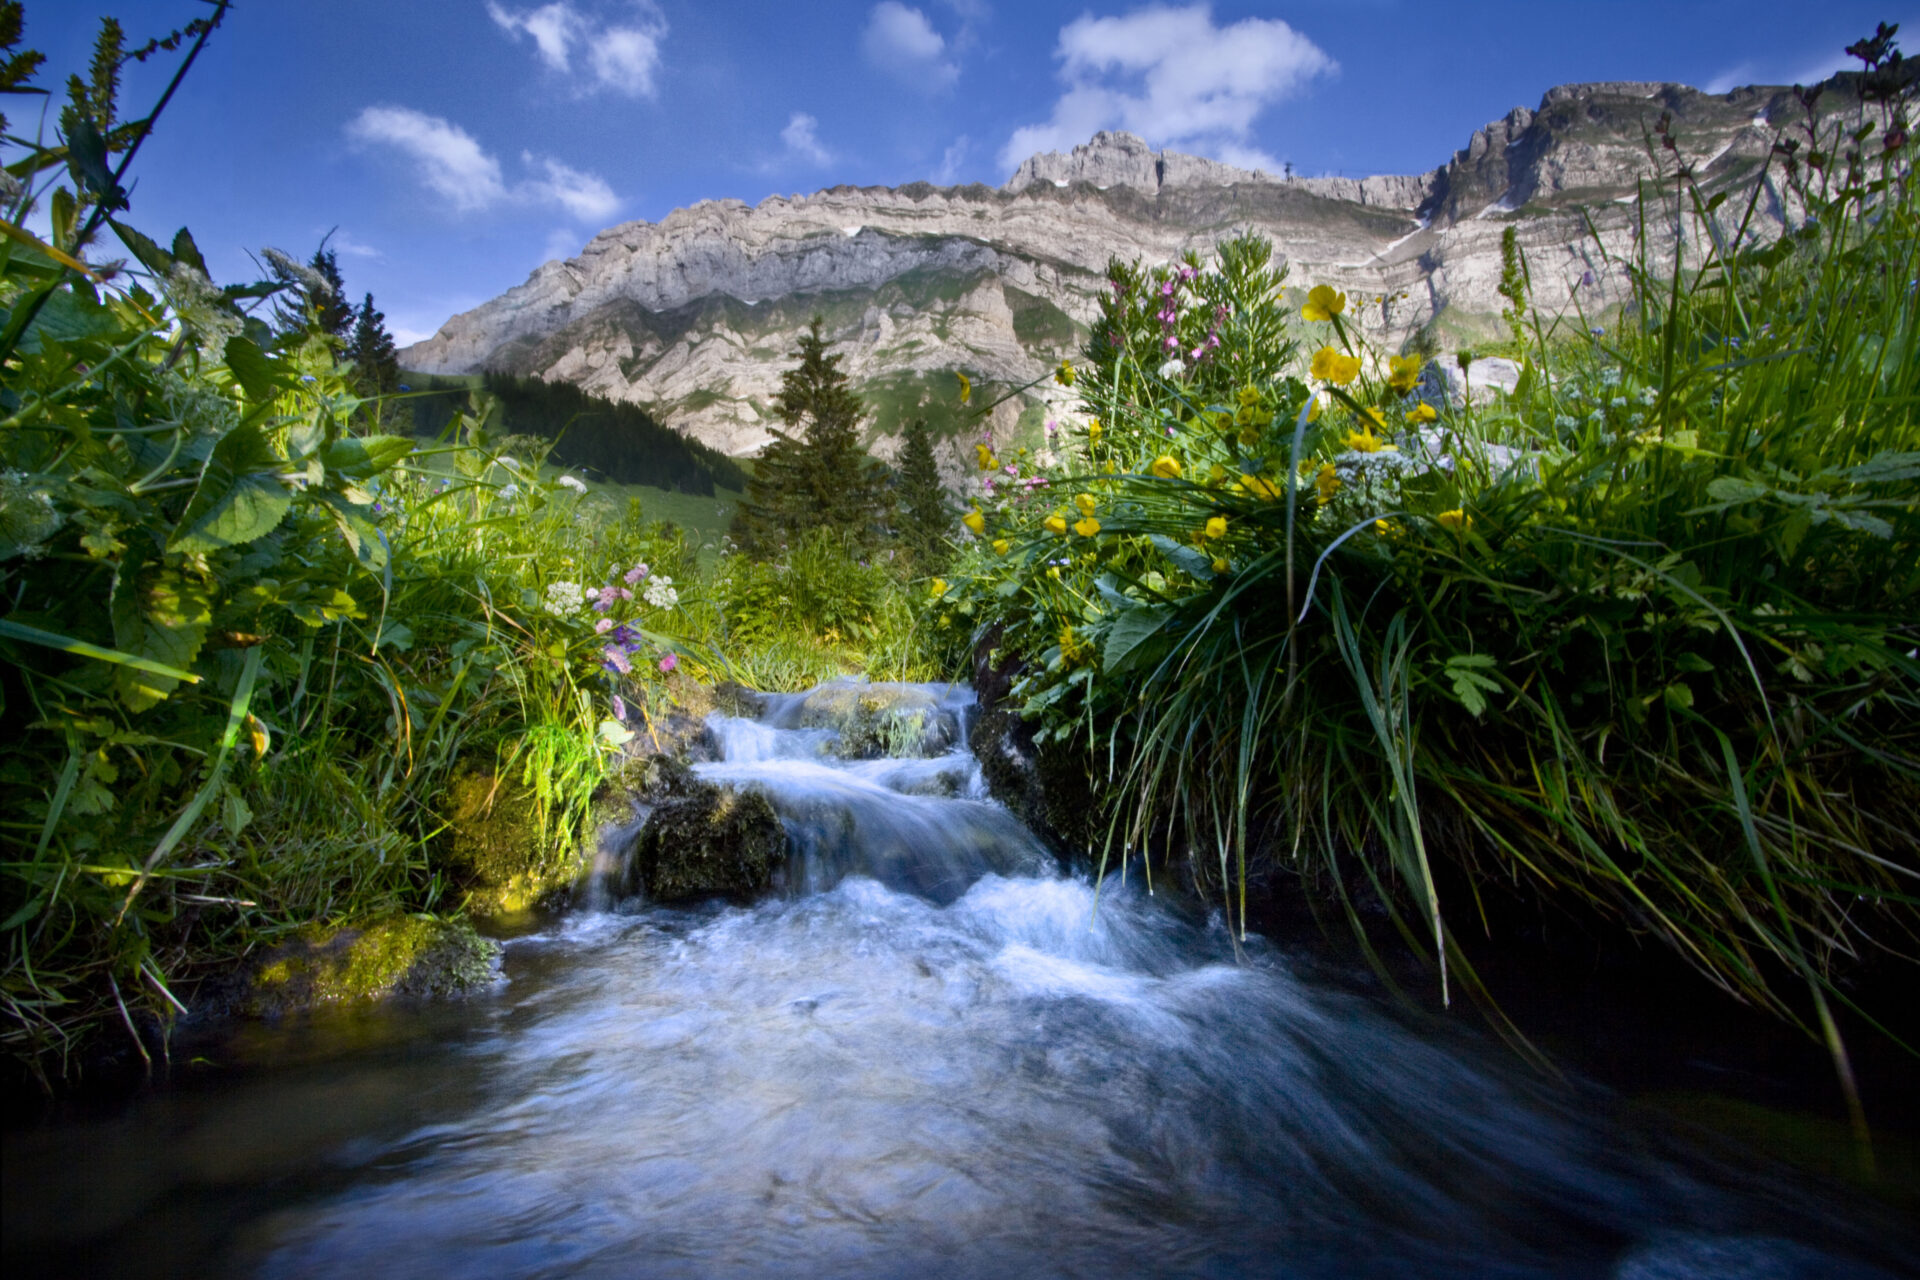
[
  {"xmin": 241, "ymin": 916, "xmax": 500, "ymax": 1018},
  {"xmin": 399, "ymin": 73, "xmax": 1877, "ymax": 466}
]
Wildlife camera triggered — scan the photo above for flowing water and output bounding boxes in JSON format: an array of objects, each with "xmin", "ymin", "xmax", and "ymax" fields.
[{"xmin": 5, "ymin": 682, "xmax": 1914, "ymax": 1279}]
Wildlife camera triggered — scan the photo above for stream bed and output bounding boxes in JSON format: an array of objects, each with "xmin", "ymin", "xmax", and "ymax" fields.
[{"xmin": 5, "ymin": 683, "xmax": 1914, "ymax": 1278}]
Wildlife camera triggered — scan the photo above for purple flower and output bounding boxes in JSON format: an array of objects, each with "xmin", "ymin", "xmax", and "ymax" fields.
[
  {"xmin": 1163, "ymin": 335, "xmax": 1180, "ymax": 351},
  {"xmin": 602, "ymin": 645, "xmax": 632, "ymax": 675},
  {"xmin": 611, "ymin": 694, "xmax": 628, "ymax": 722},
  {"xmin": 658, "ymin": 653, "xmax": 678, "ymax": 674},
  {"xmin": 623, "ymin": 563, "xmax": 649, "ymax": 586}
]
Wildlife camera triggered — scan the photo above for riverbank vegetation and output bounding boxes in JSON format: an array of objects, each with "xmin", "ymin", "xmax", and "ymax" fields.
[
  {"xmin": 3, "ymin": 0, "xmax": 1914, "ymax": 1112},
  {"xmin": 938, "ymin": 30, "xmax": 1917, "ymax": 1126}
]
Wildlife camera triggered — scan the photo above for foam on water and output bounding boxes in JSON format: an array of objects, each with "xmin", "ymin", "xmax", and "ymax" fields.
[{"xmin": 4, "ymin": 681, "xmax": 1912, "ymax": 1280}]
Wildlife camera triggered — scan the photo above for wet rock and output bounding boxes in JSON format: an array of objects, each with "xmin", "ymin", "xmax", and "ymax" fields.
[
  {"xmin": 437, "ymin": 765, "xmax": 578, "ymax": 915},
  {"xmin": 610, "ymin": 673, "xmax": 764, "ymax": 763},
  {"xmin": 627, "ymin": 783, "xmax": 785, "ymax": 903},
  {"xmin": 794, "ymin": 681, "xmax": 956, "ymax": 759},
  {"xmin": 241, "ymin": 915, "xmax": 499, "ymax": 1018}
]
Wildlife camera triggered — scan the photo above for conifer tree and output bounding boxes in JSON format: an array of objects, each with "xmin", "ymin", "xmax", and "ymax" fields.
[
  {"xmin": 894, "ymin": 416, "xmax": 952, "ymax": 570},
  {"xmin": 270, "ymin": 243, "xmax": 351, "ymax": 340},
  {"xmin": 347, "ymin": 291, "xmax": 401, "ymax": 404},
  {"xmin": 730, "ymin": 317, "xmax": 890, "ymax": 556}
]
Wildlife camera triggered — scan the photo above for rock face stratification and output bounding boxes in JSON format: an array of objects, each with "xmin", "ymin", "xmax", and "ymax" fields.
[{"xmin": 400, "ymin": 76, "xmax": 1856, "ymax": 463}]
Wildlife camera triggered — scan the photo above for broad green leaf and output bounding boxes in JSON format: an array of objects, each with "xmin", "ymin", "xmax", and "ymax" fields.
[
  {"xmin": 1825, "ymin": 508, "xmax": 1893, "ymax": 539},
  {"xmin": 220, "ymin": 335, "xmax": 279, "ymax": 402},
  {"xmin": 313, "ymin": 490, "xmax": 388, "ymax": 572},
  {"xmin": 323, "ymin": 434, "xmax": 413, "ymax": 478},
  {"xmin": 1704, "ymin": 476, "xmax": 1770, "ymax": 505},
  {"xmin": 169, "ymin": 422, "xmax": 293, "ymax": 554},
  {"xmin": 110, "ymin": 559, "xmax": 212, "ymax": 712},
  {"xmin": 1103, "ymin": 602, "xmax": 1170, "ymax": 673},
  {"xmin": 1148, "ymin": 534, "xmax": 1214, "ymax": 580},
  {"xmin": 64, "ymin": 114, "xmax": 122, "ymax": 209},
  {"xmin": 170, "ymin": 227, "xmax": 208, "ymax": 275},
  {"xmin": 109, "ymin": 218, "xmax": 173, "ymax": 276},
  {"xmin": 1663, "ymin": 682, "xmax": 1695, "ymax": 711},
  {"xmin": 16, "ymin": 286, "xmax": 120, "ymax": 353}
]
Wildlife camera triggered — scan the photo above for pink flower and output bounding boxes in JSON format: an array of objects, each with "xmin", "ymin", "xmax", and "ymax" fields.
[
  {"xmin": 658, "ymin": 652, "xmax": 678, "ymax": 674},
  {"xmin": 602, "ymin": 645, "xmax": 632, "ymax": 674},
  {"xmin": 595, "ymin": 617, "xmax": 615, "ymax": 634},
  {"xmin": 623, "ymin": 563, "xmax": 649, "ymax": 586},
  {"xmin": 611, "ymin": 694, "xmax": 628, "ymax": 722}
]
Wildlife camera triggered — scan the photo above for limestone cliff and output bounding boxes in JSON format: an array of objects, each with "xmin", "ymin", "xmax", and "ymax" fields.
[{"xmin": 399, "ymin": 75, "xmax": 1860, "ymax": 462}]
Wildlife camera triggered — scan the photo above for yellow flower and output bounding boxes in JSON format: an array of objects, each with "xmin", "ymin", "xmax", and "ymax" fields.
[
  {"xmin": 1211, "ymin": 556, "xmax": 1228, "ymax": 574},
  {"xmin": 975, "ymin": 443, "xmax": 994, "ymax": 471},
  {"xmin": 1059, "ymin": 624, "xmax": 1092, "ymax": 664},
  {"xmin": 1203, "ymin": 515, "xmax": 1227, "ymax": 539},
  {"xmin": 1436, "ymin": 508, "xmax": 1472, "ymax": 533},
  {"xmin": 1310, "ymin": 346, "xmax": 1361, "ymax": 385},
  {"xmin": 1302, "ymin": 284, "xmax": 1347, "ymax": 323},
  {"xmin": 1087, "ymin": 418, "xmax": 1102, "ymax": 440},
  {"xmin": 1208, "ymin": 462, "xmax": 1228, "ymax": 484},
  {"xmin": 957, "ymin": 372, "xmax": 972, "ymax": 404},
  {"xmin": 1405, "ymin": 403, "xmax": 1438, "ymax": 425},
  {"xmin": 1055, "ymin": 360, "xmax": 1075, "ymax": 387},
  {"xmin": 992, "ymin": 538, "xmax": 1010, "ymax": 555},
  {"xmin": 1150, "ymin": 455, "xmax": 1183, "ymax": 479},
  {"xmin": 1305, "ymin": 394, "xmax": 1324, "ymax": 423},
  {"xmin": 929, "ymin": 578, "xmax": 949, "ymax": 599},
  {"xmin": 1341, "ymin": 427, "xmax": 1395, "ymax": 454},
  {"xmin": 1073, "ymin": 516, "xmax": 1101, "ymax": 537},
  {"xmin": 1314, "ymin": 463, "xmax": 1340, "ymax": 503},
  {"xmin": 1375, "ymin": 518, "xmax": 1400, "ymax": 538},
  {"xmin": 1044, "ymin": 512, "xmax": 1068, "ymax": 535},
  {"xmin": 1241, "ymin": 473, "xmax": 1281, "ymax": 501},
  {"xmin": 1360, "ymin": 406, "xmax": 1388, "ymax": 432},
  {"xmin": 1237, "ymin": 385, "xmax": 1262, "ymax": 407},
  {"xmin": 1074, "ymin": 492, "xmax": 1098, "ymax": 517},
  {"xmin": 1388, "ymin": 354, "xmax": 1423, "ymax": 394},
  {"xmin": 962, "ymin": 508, "xmax": 986, "ymax": 535}
]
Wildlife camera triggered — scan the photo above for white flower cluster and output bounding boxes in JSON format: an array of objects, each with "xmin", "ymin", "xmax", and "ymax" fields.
[
  {"xmin": 557, "ymin": 475, "xmax": 588, "ymax": 494},
  {"xmin": 164, "ymin": 262, "xmax": 242, "ymax": 355},
  {"xmin": 542, "ymin": 581, "xmax": 586, "ymax": 616},
  {"xmin": 642, "ymin": 575, "xmax": 678, "ymax": 609}
]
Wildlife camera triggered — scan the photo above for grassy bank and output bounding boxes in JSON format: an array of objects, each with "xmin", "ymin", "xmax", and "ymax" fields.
[{"xmin": 940, "ymin": 48, "xmax": 1918, "ymax": 1121}]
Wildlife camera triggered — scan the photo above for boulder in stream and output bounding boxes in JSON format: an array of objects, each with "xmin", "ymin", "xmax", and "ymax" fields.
[
  {"xmin": 630, "ymin": 783, "xmax": 785, "ymax": 902},
  {"xmin": 792, "ymin": 681, "xmax": 957, "ymax": 759},
  {"xmin": 240, "ymin": 915, "xmax": 499, "ymax": 1018}
]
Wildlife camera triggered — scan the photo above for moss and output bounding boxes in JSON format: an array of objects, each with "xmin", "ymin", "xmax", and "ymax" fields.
[
  {"xmin": 437, "ymin": 765, "xmax": 580, "ymax": 916},
  {"xmin": 796, "ymin": 683, "xmax": 954, "ymax": 758},
  {"xmin": 243, "ymin": 915, "xmax": 498, "ymax": 1017}
]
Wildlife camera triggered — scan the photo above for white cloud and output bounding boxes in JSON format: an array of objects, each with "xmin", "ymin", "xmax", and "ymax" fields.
[
  {"xmin": 862, "ymin": 2, "xmax": 959, "ymax": 90},
  {"xmin": 488, "ymin": 0, "xmax": 667, "ymax": 97},
  {"xmin": 347, "ymin": 106, "xmax": 506, "ymax": 212},
  {"xmin": 998, "ymin": 4, "xmax": 1334, "ymax": 174},
  {"xmin": 391, "ymin": 325, "xmax": 437, "ymax": 348},
  {"xmin": 781, "ymin": 112, "xmax": 833, "ymax": 166},
  {"xmin": 348, "ymin": 106, "xmax": 619, "ymax": 221},
  {"xmin": 934, "ymin": 135, "xmax": 970, "ymax": 184},
  {"xmin": 522, "ymin": 154, "xmax": 620, "ymax": 221},
  {"xmin": 330, "ymin": 230, "xmax": 382, "ymax": 259}
]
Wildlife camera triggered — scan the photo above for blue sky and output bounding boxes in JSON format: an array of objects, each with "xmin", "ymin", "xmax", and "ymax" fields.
[{"xmin": 25, "ymin": 1, "xmax": 1915, "ymax": 346}]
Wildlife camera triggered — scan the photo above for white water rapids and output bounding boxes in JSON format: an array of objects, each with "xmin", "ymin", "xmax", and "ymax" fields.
[{"xmin": 3, "ymin": 682, "xmax": 1911, "ymax": 1278}]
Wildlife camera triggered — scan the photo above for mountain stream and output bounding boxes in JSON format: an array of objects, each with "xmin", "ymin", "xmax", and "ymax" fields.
[{"xmin": 4, "ymin": 682, "xmax": 1913, "ymax": 1278}]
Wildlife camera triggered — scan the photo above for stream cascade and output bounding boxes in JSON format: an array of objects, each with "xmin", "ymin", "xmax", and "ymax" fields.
[{"xmin": 3, "ymin": 680, "xmax": 1913, "ymax": 1279}]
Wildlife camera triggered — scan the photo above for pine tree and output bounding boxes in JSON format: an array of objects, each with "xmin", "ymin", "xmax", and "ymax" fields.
[
  {"xmin": 347, "ymin": 292, "xmax": 400, "ymax": 404},
  {"xmin": 894, "ymin": 416, "xmax": 952, "ymax": 570},
  {"xmin": 730, "ymin": 317, "xmax": 890, "ymax": 557},
  {"xmin": 270, "ymin": 244, "xmax": 351, "ymax": 340}
]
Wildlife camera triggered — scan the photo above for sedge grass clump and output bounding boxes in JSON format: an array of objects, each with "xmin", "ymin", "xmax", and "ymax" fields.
[{"xmin": 945, "ymin": 28, "xmax": 1919, "ymax": 1115}]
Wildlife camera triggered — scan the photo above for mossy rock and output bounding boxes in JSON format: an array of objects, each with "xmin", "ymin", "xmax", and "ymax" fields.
[
  {"xmin": 626, "ymin": 784, "xmax": 785, "ymax": 903},
  {"xmin": 243, "ymin": 915, "xmax": 499, "ymax": 1018},
  {"xmin": 796, "ymin": 683, "xmax": 954, "ymax": 759},
  {"xmin": 969, "ymin": 703, "xmax": 1097, "ymax": 856},
  {"xmin": 438, "ymin": 765, "xmax": 575, "ymax": 915}
]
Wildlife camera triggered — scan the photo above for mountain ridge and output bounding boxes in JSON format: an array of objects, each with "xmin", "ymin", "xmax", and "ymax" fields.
[{"xmin": 400, "ymin": 74, "xmax": 1853, "ymax": 465}]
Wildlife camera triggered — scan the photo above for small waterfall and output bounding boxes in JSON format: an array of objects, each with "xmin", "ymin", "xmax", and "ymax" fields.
[{"xmin": 604, "ymin": 680, "xmax": 1053, "ymax": 907}]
